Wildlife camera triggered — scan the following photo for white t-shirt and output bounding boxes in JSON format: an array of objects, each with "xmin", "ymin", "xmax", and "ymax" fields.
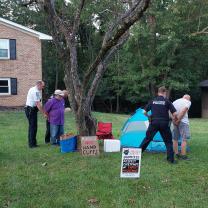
[
  {"xmin": 26, "ymin": 86, "xmax": 41, "ymax": 107},
  {"xmin": 173, "ymin": 98, "xmax": 191, "ymax": 124}
]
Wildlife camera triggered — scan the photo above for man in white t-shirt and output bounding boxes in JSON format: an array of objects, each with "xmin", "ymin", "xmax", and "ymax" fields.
[
  {"xmin": 172, "ymin": 95, "xmax": 191, "ymax": 160},
  {"xmin": 25, "ymin": 80, "xmax": 46, "ymax": 148}
]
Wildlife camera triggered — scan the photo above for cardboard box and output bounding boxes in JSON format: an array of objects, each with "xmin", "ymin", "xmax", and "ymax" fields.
[
  {"xmin": 60, "ymin": 133, "xmax": 74, "ymax": 140},
  {"xmin": 81, "ymin": 136, "xmax": 100, "ymax": 156}
]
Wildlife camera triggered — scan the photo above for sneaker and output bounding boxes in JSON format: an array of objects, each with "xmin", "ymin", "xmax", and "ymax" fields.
[
  {"xmin": 180, "ymin": 155, "xmax": 190, "ymax": 160},
  {"xmin": 176, "ymin": 154, "xmax": 181, "ymax": 159}
]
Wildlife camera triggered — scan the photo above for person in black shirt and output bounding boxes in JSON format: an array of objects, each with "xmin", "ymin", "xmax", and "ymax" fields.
[{"xmin": 139, "ymin": 86, "xmax": 178, "ymax": 164}]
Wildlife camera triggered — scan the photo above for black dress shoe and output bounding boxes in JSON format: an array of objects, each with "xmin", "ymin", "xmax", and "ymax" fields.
[
  {"xmin": 167, "ymin": 160, "xmax": 177, "ymax": 164},
  {"xmin": 29, "ymin": 145, "xmax": 39, "ymax": 148},
  {"xmin": 51, "ymin": 143, "xmax": 59, "ymax": 146}
]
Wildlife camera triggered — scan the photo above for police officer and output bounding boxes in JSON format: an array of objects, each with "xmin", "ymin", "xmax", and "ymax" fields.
[
  {"xmin": 25, "ymin": 80, "xmax": 46, "ymax": 148},
  {"xmin": 139, "ymin": 86, "xmax": 177, "ymax": 164}
]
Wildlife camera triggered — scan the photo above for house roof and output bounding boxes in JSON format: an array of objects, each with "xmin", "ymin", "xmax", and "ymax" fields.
[
  {"xmin": 199, "ymin": 80, "xmax": 208, "ymax": 87},
  {"xmin": 0, "ymin": 17, "xmax": 52, "ymax": 40}
]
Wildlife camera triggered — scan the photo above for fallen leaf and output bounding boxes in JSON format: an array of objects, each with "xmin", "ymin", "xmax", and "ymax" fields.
[
  {"xmin": 128, "ymin": 198, "xmax": 136, "ymax": 204},
  {"xmin": 41, "ymin": 162, "xmax": 47, "ymax": 167},
  {"xmin": 88, "ymin": 198, "xmax": 99, "ymax": 205}
]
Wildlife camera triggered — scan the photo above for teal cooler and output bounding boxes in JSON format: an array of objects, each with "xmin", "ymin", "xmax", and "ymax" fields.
[{"xmin": 60, "ymin": 136, "xmax": 77, "ymax": 153}]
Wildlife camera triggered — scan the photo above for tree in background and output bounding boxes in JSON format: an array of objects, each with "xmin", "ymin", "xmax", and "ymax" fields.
[{"xmin": 97, "ymin": 0, "xmax": 208, "ymax": 112}]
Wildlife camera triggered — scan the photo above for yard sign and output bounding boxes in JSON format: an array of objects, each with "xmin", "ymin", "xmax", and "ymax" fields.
[
  {"xmin": 120, "ymin": 148, "xmax": 141, "ymax": 178},
  {"xmin": 81, "ymin": 136, "xmax": 100, "ymax": 156}
]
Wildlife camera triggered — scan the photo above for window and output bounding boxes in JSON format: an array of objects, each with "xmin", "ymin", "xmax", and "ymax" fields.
[
  {"xmin": 0, "ymin": 78, "xmax": 17, "ymax": 95},
  {"xmin": 0, "ymin": 39, "xmax": 10, "ymax": 59},
  {"xmin": 0, "ymin": 78, "xmax": 11, "ymax": 95}
]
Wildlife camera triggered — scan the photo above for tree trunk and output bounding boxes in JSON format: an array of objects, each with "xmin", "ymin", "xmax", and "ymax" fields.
[
  {"xmin": 149, "ymin": 82, "xmax": 156, "ymax": 97},
  {"xmin": 64, "ymin": 61, "xmax": 97, "ymax": 136},
  {"xmin": 55, "ymin": 65, "xmax": 58, "ymax": 89},
  {"xmin": 76, "ymin": 103, "xmax": 97, "ymax": 136},
  {"xmin": 116, "ymin": 51, "xmax": 120, "ymax": 113},
  {"xmin": 116, "ymin": 94, "xmax": 120, "ymax": 113},
  {"xmin": 147, "ymin": 15, "xmax": 157, "ymax": 97},
  {"xmin": 109, "ymin": 99, "xmax": 113, "ymax": 113}
]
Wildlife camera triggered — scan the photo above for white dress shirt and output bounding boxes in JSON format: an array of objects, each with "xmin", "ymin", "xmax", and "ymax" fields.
[{"xmin": 26, "ymin": 86, "xmax": 42, "ymax": 107}]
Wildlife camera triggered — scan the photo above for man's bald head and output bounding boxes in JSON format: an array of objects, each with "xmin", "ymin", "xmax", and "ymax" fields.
[{"xmin": 183, "ymin": 94, "xmax": 191, "ymax": 101}]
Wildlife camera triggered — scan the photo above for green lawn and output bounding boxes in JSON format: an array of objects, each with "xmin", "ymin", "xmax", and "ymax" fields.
[{"xmin": 0, "ymin": 111, "xmax": 208, "ymax": 208}]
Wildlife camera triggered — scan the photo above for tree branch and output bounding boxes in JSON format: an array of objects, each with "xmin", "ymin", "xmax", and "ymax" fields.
[
  {"xmin": 72, "ymin": 0, "xmax": 85, "ymax": 38},
  {"xmin": 82, "ymin": 0, "xmax": 150, "ymax": 92},
  {"xmin": 191, "ymin": 26, "xmax": 208, "ymax": 36},
  {"xmin": 86, "ymin": 32, "xmax": 130, "ymax": 107},
  {"xmin": 19, "ymin": 0, "xmax": 38, "ymax": 7}
]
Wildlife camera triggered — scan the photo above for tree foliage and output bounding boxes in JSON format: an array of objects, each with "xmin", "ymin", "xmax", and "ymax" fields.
[{"xmin": 97, "ymin": 0, "xmax": 208, "ymax": 112}]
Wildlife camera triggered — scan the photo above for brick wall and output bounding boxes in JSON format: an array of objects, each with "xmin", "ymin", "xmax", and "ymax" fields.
[{"xmin": 0, "ymin": 23, "xmax": 42, "ymax": 107}]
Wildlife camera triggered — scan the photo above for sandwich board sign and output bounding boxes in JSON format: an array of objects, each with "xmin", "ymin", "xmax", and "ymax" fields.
[
  {"xmin": 120, "ymin": 148, "xmax": 141, "ymax": 178},
  {"xmin": 81, "ymin": 136, "xmax": 100, "ymax": 156}
]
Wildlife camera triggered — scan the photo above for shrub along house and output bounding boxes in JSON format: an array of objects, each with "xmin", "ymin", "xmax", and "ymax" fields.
[{"xmin": 0, "ymin": 17, "xmax": 52, "ymax": 108}]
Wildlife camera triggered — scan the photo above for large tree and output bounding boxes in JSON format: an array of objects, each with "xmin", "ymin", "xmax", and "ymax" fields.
[{"xmin": 20, "ymin": 0, "xmax": 151, "ymax": 135}]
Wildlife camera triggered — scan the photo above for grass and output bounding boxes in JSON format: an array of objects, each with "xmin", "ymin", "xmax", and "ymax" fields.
[{"xmin": 0, "ymin": 111, "xmax": 208, "ymax": 208}]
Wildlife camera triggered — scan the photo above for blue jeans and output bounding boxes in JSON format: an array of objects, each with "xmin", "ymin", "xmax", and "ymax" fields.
[{"xmin": 50, "ymin": 124, "xmax": 64, "ymax": 145}]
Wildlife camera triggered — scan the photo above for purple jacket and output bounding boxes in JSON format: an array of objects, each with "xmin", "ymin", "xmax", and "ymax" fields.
[{"xmin": 44, "ymin": 98, "xmax": 65, "ymax": 125}]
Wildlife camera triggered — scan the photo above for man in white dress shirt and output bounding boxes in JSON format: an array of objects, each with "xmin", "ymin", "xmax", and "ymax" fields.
[
  {"xmin": 25, "ymin": 80, "xmax": 46, "ymax": 148},
  {"xmin": 172, "ymin": 95, "xmax": 191, "ymax": 160}
]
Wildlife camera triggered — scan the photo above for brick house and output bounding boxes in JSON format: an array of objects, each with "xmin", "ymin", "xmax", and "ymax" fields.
[{"xmin": 0, "ymin": 17, "xmax": 52, "ymax": 107}]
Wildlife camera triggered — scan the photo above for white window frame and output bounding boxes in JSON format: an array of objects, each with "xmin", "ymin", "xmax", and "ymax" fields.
[
  {"xmin": 0, "ymin": 78, "xmax": 11, "ymax": 95},
  {"xmin": 0, "ymin": 39, "xmax": 10, "ymax": 60}
]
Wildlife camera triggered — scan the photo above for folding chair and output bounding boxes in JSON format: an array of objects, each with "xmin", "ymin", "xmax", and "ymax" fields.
[{"xmin": 96, "ymin": 122, "xmax": 114, "ymax": 140}]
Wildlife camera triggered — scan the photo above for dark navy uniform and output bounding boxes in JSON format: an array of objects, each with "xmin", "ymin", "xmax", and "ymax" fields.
[{"xmin": 139, "ymin": 96, "xmax": 176, "ymax": 162}]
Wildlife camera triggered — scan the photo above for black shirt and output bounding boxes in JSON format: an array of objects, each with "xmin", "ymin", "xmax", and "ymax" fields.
[{"xmin": 144, "ymin": 96, "xmax": 176, "ymax": 121}]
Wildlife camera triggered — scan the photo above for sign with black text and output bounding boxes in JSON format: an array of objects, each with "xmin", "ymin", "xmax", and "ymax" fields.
[
  {"xmin": 120, "ymin": 148, "xmax": 141, "ymax": 178},
  {"xmin": 81, "ymin": 136, "xmax": 100, "ymax": 156}
]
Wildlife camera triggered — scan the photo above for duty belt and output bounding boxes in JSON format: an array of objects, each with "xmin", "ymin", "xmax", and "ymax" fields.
[
  {"xmin": 151, "ymin": 118, "xmax": 170, "ymax": 122},
  {"xmin": 25, "ymin": 106, "xmax": 38, "ymax": 111}
]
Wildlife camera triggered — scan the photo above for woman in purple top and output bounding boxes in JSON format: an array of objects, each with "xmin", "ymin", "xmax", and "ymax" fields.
[{"xmin": 44, "ymin": 90, "xmax": 65, "ymax": 145}]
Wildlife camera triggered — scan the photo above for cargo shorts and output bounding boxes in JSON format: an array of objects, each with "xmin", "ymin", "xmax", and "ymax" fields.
[{"xmin": 172, "ymin": 122, "xmax": 190, "ymax": 141}]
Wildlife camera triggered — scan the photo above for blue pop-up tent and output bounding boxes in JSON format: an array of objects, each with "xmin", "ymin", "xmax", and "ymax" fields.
[{"xmin": 120, "ymin": 108, "xmax": 166, "ymax": 152}]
